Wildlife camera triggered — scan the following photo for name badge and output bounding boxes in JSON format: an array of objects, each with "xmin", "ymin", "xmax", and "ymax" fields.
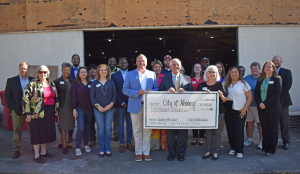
[
  {"xmin": 202, "ymin": 87, "xmax": 207, "ymax": 90},
  {"xmin": 88, "ymin": 85, "xmax": 91, "ymax": 88},
  {"xmin": 192, "ymin": 81, "xmax": 196, "ymax": 84},
  {"xmin": 96, "ymin": 84, "xmax": 101, "ymax": 88},
  {"xmin": 60, "ymin": 81, "xmax": 65, "ymax": 84},
  {"xmin": 269, "ymin": 81, "xmax": 274, "ymax": 84}
]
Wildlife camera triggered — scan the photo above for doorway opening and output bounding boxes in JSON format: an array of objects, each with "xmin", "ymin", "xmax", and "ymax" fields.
[{"xmin": 84, "ymin": 28, "xmax": 237, "ymax": 75}]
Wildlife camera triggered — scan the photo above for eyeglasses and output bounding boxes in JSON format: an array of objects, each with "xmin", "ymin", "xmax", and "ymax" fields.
[
  {"xmin": 207, "ymin": 71, "xmax": 216, "ymax": 74},
  {"xmin": 38, "ymin": 71, "xmax": 48, "ymax": 74},
  {"xmin": 194, "ymin": 66, "xmax": 201, "ymax": 69}
]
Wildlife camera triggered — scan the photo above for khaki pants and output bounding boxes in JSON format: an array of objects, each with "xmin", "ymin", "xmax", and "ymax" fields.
[
  {"xmin": 12, "ymin": 110, "xmax": 30, "ymax": 152},
  {"xmin": 130, "ymin": 105, "xmax": 152, "ymax": 155}
]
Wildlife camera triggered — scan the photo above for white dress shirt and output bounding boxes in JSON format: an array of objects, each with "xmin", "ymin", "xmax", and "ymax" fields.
[
  {"xmin": 138, "ymin": 70, "xmax": 147, "ymax": 101},
  {"xmin": 227, "ymin": 80, "xmax": 251, "ymax": 110}
]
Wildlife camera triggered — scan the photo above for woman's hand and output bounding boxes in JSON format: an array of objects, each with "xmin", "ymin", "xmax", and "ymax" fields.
[
  {"xmin": 259, "ymin": 103, "xmax": 266, "ymax": 109},
  {"xmin": 98, "ymin": 106, "xmax": 106, "ymax": 112},
  {"xmin": 217, "ymin": 90, "xmax": 223, "ymax": 97},
  {"xmin": 73, "ymin": 109, "xmax": 78, "ymax": 118},
  {"xmin": 205, "ymin": 89, "xmax": 211, "ymax": 93},
  {"xmin": 26, "ymin": 115, "xmax": 31, "ymax": 123},
  {"xmin": 239, "ymin": 108, "xmax": 247, "ymax": 118},
  {"xmin": 104, "ymin": 105, "xmax": 111, "ymax": 111}
]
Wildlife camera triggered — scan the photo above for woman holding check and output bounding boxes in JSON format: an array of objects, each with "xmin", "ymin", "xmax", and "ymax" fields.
[
  {"xmin": 90, "ymin": 64, "xmax": 116, "ymax": 157},
  {"xmin": 223, "ymin": 66, "xmax": 253, "ymax": 158},
  {"xmin": 255, "ymin": 61, "xmax": 282, "ymax": 156},
  {"xmin": 196, "ymin": 65, "xmax": 226, "ymax": 160}
]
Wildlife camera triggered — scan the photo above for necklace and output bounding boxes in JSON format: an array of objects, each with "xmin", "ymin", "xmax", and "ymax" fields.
[{"xmin": 101, "ymin": 82, "xmax": 107, "ymax": 95}]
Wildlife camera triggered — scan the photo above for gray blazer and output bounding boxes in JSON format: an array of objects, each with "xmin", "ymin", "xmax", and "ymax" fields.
[{"xmin": 159, "ymin": 73, "xmax": 193, "ymax": 92}]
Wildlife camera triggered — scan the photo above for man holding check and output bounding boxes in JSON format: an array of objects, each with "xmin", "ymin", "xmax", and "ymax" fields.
[{"xmin": 159, "ymin": 58, "xmax": 193, "ymax": 162}]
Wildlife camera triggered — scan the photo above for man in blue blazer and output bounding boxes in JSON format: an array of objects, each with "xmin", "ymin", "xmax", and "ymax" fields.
[
  {"xmin": 272, "ymin": 55, "xmax": 293, "ymax": 150},
  {"xmin": 111, "ymin": 57, "xmax": 134, "ymax": 153},
  {"xmin": 159, "ymin": 58, "xmax": 193, "ymax": 162},
  {"xmin": 68, "ymin": 54, "xmax": 81, "ymax": 143},
  {"xmin": 123, "ymin": 54, "xmax": 159, "ymax": 162}
]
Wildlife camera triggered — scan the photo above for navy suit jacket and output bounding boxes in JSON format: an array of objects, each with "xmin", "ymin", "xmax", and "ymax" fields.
[
  {"xmin": 70, "ymin": 66, "xmax": 80, "ymax": 80},
  {"xmin": 278, "ymin": 67, "xmax": 293, "ymax": 107},
  {"xmin": 111, "ymin": 71, "xmax": 128, "ymax": 108},
  {"xmin": 5, "ymin": 75, "xmax": 34, "ymax": 116},
  {"xmin": 159, "ymin": 73, "xmax": 193, "ymax": 92}
]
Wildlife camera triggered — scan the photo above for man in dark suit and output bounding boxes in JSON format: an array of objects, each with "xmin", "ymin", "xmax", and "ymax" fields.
[
  {"xmin": 68, "ymin": 54, "xmax": 81, "ymax": 143},
  {"xmin": 159, "ymin": 58, "xmax": 193, "ymax": 161},
  {"xmin": 272, "ymin": 55, "xmax": 293, "ymax": 150},
  {"xmin": 111, "ymin": 57, "xmax": 134, "ymax": 153},
  {"xmin": 5, "ymin": 62, "xmax": 34, "ymax": 159}
]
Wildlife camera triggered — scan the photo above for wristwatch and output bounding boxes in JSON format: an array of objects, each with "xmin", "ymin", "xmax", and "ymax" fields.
[{"xmin": 95, "ymin": 104, "xmax": 99, "ymax": 107}]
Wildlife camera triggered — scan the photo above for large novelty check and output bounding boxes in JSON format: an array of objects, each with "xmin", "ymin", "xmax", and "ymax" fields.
[{"xmin": 144, "ymin": 92, "xmax": 219, "ymax": 129}]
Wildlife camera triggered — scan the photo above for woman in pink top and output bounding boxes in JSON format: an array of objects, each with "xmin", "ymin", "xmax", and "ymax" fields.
[{"xmin": 150, "ymin": 60, "xmax": 167, "ymax": 151}]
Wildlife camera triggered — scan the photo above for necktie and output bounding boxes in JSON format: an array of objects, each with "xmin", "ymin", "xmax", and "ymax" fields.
[{"xmin": 175, "ymin": 76, "xmax": 179, "ymax": 91}]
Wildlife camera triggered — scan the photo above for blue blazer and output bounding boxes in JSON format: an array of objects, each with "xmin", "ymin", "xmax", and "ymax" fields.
[
  {"xmin": 111, "ymin": 71, "xmax": 128, "ymax": 108},
  {"xmin": 70, "ymin": 66, "xmax": 80, "ymax": 80},
  {"xmin": 122, "ymin": 69, "xmax": 159, "ymax": 114}
]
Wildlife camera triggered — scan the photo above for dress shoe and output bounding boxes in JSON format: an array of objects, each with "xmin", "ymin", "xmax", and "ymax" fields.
[
  {"xmin": 89, "ymin": 140, "xmax": 96, "ymax": 147},
  {"xmin": 178, "ymin": 155, "xmax": 185, "ymax": 161},
  {"xmin": 33, "ymin": 156, "xmax": 46, "ymax": 163},
  {"xmin": 66, "ymin": 137, "xmax": 73, "ymax": 144},
  {"xmin": 12, "ymin": 151, "xmax": 20, "ymax": 159},
  {"xmin": 127, "ymin": 144, "xmax": 134, "ymax": 151},
  {"xmin": 40, "ymin": 152, "xmax": 54, "ymax": 157},
  {"xmin": 212, "ymin": 154, "xmax": 218, "ymax": 160},
  {"xmin": 143, "ymin": 155, "xmax": 152, "ymax": 161},
  {"xmin": 106, "ymin": 152, "xmax": 112, "ymax": 157},
  {"xmin": 199, "ymin": 139, "xmax": 204, "ymax": 146},
  {"xmin": 283, "ymin": 143, "xmax": 290, "ymax": 150},
  {"xmin": 119, "ymin": 145, "xmax": 125, "ymax": 153},
  {"xmin": 191, "ymin": 138, "xmax": 197, "ymax": 145},
  {"xmin": 202, "ymin": 153, "xmax": 211, "ymax": 159},
  {"xmin": 99, "ymin": 153, "xmax": 105, "ymax": 157},
  {"xmin": 135, "ymin": 155, "xmax": 142, "ymax": 162},
  {"xmin": 167, "ymin": 154, "xmax": 175, "ymax": 161},
  {"xmin": 114, "ymin": 136, "xmax": 119, "ymax": 141},
  {"xmin": 58, "ymin": 144, "xmax": 73, "ymax": 149},
  {"xmin": 62, "ymin": 147, "xmax": 68, "ymax": 155}
]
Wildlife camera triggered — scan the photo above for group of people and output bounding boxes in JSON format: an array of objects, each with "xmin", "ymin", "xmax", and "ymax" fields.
[{"xmin": 5, "ymin": 53, "xmax": 292, "ymax": 163}]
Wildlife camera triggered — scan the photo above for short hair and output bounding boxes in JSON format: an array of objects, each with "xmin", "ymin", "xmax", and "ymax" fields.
[
  {"xmin": 36, "ymin": 65, "xmax": 50, "ymax": 78},
  {"xmin": 87, "ymin": 64, "xmax": 97, "ymax": 72},
  {"xmin": 238, "ymin": 66, "xmax": 245, "ymax": 70},
  {"xmin": 19, "ymin": 62, "xmax": 29, "ymax": 68},
  {"xmin": 72, "ymin": 54, "xmax": 80, "ymax": 60},
  {"xmin": 273, "ymin": 55, "xmax": 282, "ymax": 61},
  {"xmin": 62, "ymin": 62, "xmax": 72, "ymax": 70},
  {"xmin": 96, "ymin": 64, "xmax": 111, "ymax": 80},
  {"xmin": 136, "ymin": 54, "xmax": 147, "ymax": 61},
  {"xmin": 108, "ymin": 57, "xmax": 116, "ymax": 61},
  {"xmin": 203, "ymin": 65, "xmax": 220, "ymax": 82},
  {"xmin": 190, "ymin": 63, "xmax": 201, "ymax": 78},
  {"xmin": 171, "ymin": 58, "xmax": 182, "ymax": 66},
  {"xmin": 180, "ymin": 66, "xmax": 185, "ymax": 73},
  {"xmin": 151, "ymin": 60, "xmax": 163, "ymax": 68},
  {"xmin": 250, "ymin": 62, "xmax": 261, "ymax": 69}
]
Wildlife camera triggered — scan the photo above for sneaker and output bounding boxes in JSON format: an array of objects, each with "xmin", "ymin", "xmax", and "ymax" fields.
[
  {"xmin": 84, "ymin": 146, "xmax": 91, "ymax": 152},
  {"xmin": 229, "ymin": 149, "xmax": 235, "ymax": 155},
  {"xmin": 257, "ymin": 141, "xmax": 263, "ymax": 149},
  {"xmin": 236, "ymin": 153, "xmax": 243, "ymax": 158},
  {"xmin": 75, "ymin": 149, "xmax": 82, "ymax": 156},
  {"xmin": 244, "ymin": 139, "xmax": 254, "ymax": 146}
]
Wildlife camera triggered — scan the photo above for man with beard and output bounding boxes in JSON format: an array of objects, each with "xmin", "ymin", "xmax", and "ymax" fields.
[
  {"xmin": 108, "ymin": 57, "xmax": 120, "ymax": 141},
  {"xmin": 272, "ymin": 55, "xmax": 293, "ymax": 150},
  {"xmin": 201, "ymin": 57, "xmax": 210, "ymax": 76},
  {"xmin": 161, "ymin": 55, "xmax": 172, "ymax": 75}
]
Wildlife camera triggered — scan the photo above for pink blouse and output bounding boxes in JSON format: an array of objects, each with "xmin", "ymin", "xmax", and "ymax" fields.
[
  {"xmin": 43, "ymin": 87, "xmax": 56, "ymax": 105},
  {"xmin": 157, "ymin": 73, "xmax": 165, "ymax": 87}
]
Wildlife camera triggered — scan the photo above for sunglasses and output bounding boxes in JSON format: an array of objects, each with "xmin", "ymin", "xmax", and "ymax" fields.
[{"xmin": 38, "ymin": 71, "xmax": 48, "ymax": 74}]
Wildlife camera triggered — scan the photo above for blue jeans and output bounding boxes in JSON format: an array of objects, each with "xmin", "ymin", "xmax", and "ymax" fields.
[
  {"xmin": 94, "ymin": 108, "xmax": 114, "ymax": 153},
  {"xmin": 117, "ymin": 107, "xmax": 132, "ymax": 145},
  {"xmin": 76, "ymin": 108, "xmax": 93, "ymax": 149}
]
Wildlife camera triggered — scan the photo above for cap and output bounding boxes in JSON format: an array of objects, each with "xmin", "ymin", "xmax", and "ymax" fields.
[
  {"xmin": 201, "ymin": 57, "xmax": 210, "ymax": 62},
  {"xmin": 164, "ymin": 55, "xmax": 172, "ymax": 60}
]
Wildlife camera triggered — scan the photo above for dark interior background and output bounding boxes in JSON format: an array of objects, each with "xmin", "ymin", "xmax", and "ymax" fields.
[{"xmin": 84, "ymin": 28, "xmax": 237, "ymax": 75}]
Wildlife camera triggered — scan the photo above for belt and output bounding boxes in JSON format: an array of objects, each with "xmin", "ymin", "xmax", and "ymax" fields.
[{"xmin": 141, "ymin": 101, "xmax": 144, "ymax": 104}]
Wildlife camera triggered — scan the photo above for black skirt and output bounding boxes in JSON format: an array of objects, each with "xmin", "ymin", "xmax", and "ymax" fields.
[{"xmin": 29, "ymin": 105, "xmax": 56, "ymax": 145}]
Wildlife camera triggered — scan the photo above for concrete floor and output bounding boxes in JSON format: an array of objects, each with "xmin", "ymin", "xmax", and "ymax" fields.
[{"xmin": 0, "ymin": 125, "xmax": 299, "ymax": 174}]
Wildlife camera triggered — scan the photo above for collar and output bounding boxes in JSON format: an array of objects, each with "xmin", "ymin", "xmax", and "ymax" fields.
[
  {"xmin": 249, "ymin": 74, "xmax": 259, "ymax": 79},
  {"xmin": 165, "ymin": 68, "xmax": 171, "ymax": 71},
  {"xmin": 120, "ymin": 69, "xmax": 128, "ymax": 73},
  {"xmin": 263, "ymin": 75, "xmax": 273, "ymax": 80},
  {"xmin": 112, "ymin": 66, "xmax": 119, "ymax": 72},
  {"xmin": 277, "ymin": 67, "xmax": 281, "ymax": 72},
  {"xmin": 172, "ymin": 73, "xmax": 180, "ymax": 78},
  {"xmin": 19, "ymin": 75, "xmax": 28, "ymax": 81},
  {"xmin": 137, "ymin": 68, "xmax": 146, "ymax": 75},
  {"xmin": 73, "ymin": 66, "xmax": 80, "ymax": 70}
]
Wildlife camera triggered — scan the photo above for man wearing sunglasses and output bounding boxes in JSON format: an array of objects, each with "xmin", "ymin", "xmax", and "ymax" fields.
[{"xmin": 5, "ymin": 62, "xmax": 34, "ymax": 159}]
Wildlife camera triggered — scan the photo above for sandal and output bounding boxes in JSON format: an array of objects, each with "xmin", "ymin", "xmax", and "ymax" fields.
[
  {"xmin": 199, "ymin": 138, "xmax": 204, "ymax": 146},
  {"xmin": 191, "ymin": 138, "xmax": 197, "ymax": 145}
]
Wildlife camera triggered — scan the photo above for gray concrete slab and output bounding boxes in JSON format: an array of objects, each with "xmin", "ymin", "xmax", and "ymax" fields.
[{"xmin": 0, "ymin": 125, "xmax": 299, "ymax": 174}]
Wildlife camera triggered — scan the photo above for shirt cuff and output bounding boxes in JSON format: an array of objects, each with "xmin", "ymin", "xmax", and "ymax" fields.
[{"xmin": 121, "ymin": 102, "xmax": 125, "ymax": 105}]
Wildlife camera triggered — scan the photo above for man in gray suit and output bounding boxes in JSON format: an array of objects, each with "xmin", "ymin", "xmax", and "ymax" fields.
[{"xmin": 159, "ymin": 58, "xmax": 193, "ymax": 162}]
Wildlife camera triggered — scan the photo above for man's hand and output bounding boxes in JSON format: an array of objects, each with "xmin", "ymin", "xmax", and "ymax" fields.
[
  {"xmin": 146, "ymin": 89, "xmax": 152, "ymax": 92},
  {"xmin": 259, "ymin": 103, "xmax": 266, "ymax": 109},
  {"xmin": 168, "ymin": 87, "xmax": 176, "ymax": 93},
  {"xmin": 73, "ymin": 109, "xmax": 78, "ymax": 118},
  {"xmin": 178, "ymin": 88, "xmax": 185, "ymax": 93},
  {"xmin": 122, "ymin": 103, "xmax": 128, "ymax": 108},
  {"xmin": 138, "ymin": 89, "xmax": 146, "ymax": 95}
]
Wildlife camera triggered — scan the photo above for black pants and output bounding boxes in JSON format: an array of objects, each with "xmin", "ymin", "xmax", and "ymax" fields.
[
  {"xmin": 259, "ymin": 109, "xmax": 280, "ymax": 154},
  {"xmin": 279, "ymin": 106, "xmax": 290, "ymax": 144},
  {"xmin": 192, "ymin": 129, "xmax": 205, "ymax": 139},
  {"xmin": 224, "ymin": 101, "xmax": 246, "ymax": 154},
  {"xmin": 166, "ymin": 129, "xmax": 188, "ymax": 156},
  {"xmin": 68, "ymin": 129, "xmax": 73, "ymax": 138},
  {"xmin": 90, "ymin": 113, "xmax": 96, "ymax": 141}
]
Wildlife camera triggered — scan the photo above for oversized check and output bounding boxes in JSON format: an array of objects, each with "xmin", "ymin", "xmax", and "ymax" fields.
[{"xmin": 144, "ymin": 92, "xmax": 219, "ymax": 129}]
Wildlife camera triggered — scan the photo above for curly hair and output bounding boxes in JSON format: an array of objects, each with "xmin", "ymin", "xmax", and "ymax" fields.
[
  {"xmin": 75, "ymin": 67, "xmax": 90, "ymax": 86},
  {"xmin": 96, "ymin": 64, "xmax": 111, "ymax": 80}
]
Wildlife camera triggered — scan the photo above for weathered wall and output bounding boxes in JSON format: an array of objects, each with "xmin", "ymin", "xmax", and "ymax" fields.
[
  {"xmin": 0, "ymin": 31, "xmax": 84, "ymax": 91},
  {"xmin": 1, "ymin": 0, "xmax": 300, "ymax": 33},
  {"xmin": 238, "ymin": 26, "xmax": 300, "ymax": 111}
]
